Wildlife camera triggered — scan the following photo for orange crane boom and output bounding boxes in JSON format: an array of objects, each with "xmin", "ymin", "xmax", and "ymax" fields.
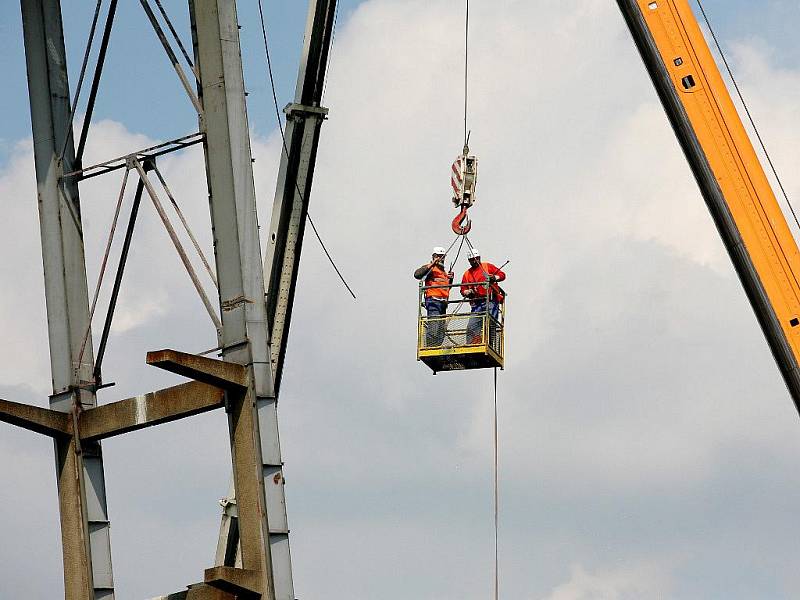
[{"xmin": 616, "ymin": 0, "xmax": 800, "ymax": 410}]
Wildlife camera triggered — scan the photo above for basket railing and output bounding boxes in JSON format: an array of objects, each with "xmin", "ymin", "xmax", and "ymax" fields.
[{"xmin": 417, "ymin": 281, "xmax": 506, "ymax": 355}]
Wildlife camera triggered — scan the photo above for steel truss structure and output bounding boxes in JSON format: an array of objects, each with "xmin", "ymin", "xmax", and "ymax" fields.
[{"xmin": 1, "ymin": 0, "xmax": 337, "ymax": 598}]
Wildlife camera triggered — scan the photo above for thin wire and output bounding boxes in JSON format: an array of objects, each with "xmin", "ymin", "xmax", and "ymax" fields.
[
  {"xmin": 306, "ymin": 213, "xmax": 356, "ymax": 299},
  {"xmin": 695, "ymin": 0, "xmax": 800, "ymax": 232},
  {"xmin": 257, "ymin": 0, "xmax": 356, "ymax": 300},
  {"xmin": 464, "ymin": 0, "xmax": 469, "ymax": 147},
  {"xmin": 59, "ymin": 0, "xmax": 104, "ymax": 163},
  {"xmin": 493, "ymin": 366, "xmax": 499, "ymax": 600},
  {"xmin": 464, "ymin": 235, "xmax": 490, "ymax": 279},
  {"xmin": 321, "ymin": 0, "xmax": 341, "ymax": 104},
  {"xmin": 448, "ymin": 235, "xmax": 466, "ymax": 272}
]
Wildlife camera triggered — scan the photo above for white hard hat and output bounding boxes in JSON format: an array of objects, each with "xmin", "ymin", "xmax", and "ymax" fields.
[
  {"xmin": 467, "ymin": 248, "xmax": 480, "ymax": 259},
  {"xmin": 432, "ymin": 246, "xmax": 447, "ymax": 256}
]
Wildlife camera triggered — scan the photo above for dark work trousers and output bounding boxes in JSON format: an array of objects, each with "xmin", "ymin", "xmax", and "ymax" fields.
[
  {"xmin": 467, "ymin": 299, "xmax": 498, "ymax": 345},
  {"xmin": 424, "ymin": 298, "xmax": 448, "ymax": 347}
]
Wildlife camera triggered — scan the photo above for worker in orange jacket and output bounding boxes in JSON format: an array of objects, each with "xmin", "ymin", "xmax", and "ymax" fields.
[
  {"xmin": 414, "ymin": 246, "xmax": 453, "ymax": 347},
  {"xmin": 460, "ymin": 248, "xmax": 505, "ymax": 344}
]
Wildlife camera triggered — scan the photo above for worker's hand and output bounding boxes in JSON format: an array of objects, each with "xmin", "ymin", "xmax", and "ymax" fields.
[
  {"xmin": 488, "ymin": 275, "xmax": 498, "ymax": 283},
  {"xmin": 447, "ymin": 271, "xmax": 454, "ymax": 280}
]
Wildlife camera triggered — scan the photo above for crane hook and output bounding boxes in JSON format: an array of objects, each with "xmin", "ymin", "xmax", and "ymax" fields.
[{"xmin": 452, "ymin": 206, "xmax": 472, "ymax": 235}]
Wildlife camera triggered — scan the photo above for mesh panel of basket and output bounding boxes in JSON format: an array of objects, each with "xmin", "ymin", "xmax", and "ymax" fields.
[{"xmin": 420, "ymin": 314, "xmax": 486, "ymax": 349}]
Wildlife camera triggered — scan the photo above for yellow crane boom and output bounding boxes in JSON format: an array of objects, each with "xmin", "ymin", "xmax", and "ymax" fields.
[{"xmin": 616, "ymin": 0, "xmax": 800, "ymax": 409}]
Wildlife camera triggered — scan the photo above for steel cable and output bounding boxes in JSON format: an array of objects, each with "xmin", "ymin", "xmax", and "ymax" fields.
[
  {"xmin": 695, "ymin": 0, "xmax": 800, "ymax": 232},
  {"xmin": 321, "ymin": 0, "xmax": 341, "ymax": 104},
  {"xmin": 493, "ymin": 366, "xmax": 499, "ymax": 600},
  {"xmin": 464, "ymin": 0, "xmax": 470, "ymax": 147},
  {"xmin": 257, "ymin": 0, "xmax": 356, "ymax": 299}
]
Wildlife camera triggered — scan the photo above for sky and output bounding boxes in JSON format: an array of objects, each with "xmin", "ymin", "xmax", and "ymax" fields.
[{"xmin": 2, "ymin": 1, "xmax": 800, "ymax": 599}]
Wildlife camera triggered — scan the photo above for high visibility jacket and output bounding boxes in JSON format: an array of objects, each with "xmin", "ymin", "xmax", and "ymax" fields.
[
  {"xmin": 460, "ymin": 262, "xmax": 506, "ymax": 302},
  {"xmin": 416, "ymin": 264, "xmax": 452, "ymax": 300}
]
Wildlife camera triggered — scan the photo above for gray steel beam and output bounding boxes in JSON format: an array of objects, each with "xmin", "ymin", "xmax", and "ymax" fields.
[
  {"xmin": 20, "ymin": 1, "xmax": 115, "ymax": 598},
  {"xmin": 263, "ymin": 0, "xmax": 337, "ymax": 395},
  {"xmin": 190, "ymin": 1, "xmax": 291, "ymax": 597}
]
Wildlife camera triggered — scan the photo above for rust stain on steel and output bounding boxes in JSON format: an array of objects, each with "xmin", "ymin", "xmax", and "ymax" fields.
[
  {"xmin": 185, "ymin": 584, "xmax": 239, "ymax": 599},
  {"xmin": 147, "ymin": 348, "xmax": 247, "ymax": 390},
  {"xmin": 272, "ymin": 472, "xmax": 282, "ymax": 485},
  {"xmin": 220, "ymin": 295, "xmax": 253, "ymax": 312},
  {"xmin": 0, "ymin": 398, "xmax": 70, "ymax": 437},
  {"xmin": 204, "ymin": 566, "xmax": 263, "ymax": 598},
  {"xmin": 80, "ymin": 381, "xmax": 225, "ymax": 441}
]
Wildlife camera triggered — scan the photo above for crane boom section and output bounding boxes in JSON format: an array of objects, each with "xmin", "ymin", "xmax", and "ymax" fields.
[{"xmin": 617, "ymin": 0, "xmax": 800, "ymax": 408}]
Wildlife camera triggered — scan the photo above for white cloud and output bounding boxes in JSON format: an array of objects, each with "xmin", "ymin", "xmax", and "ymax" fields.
[{"xmin": 542, "ymin": 563, "xmax": 672, "ymax": 600}]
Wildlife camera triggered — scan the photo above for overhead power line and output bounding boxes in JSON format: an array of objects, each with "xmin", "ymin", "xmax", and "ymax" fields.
[{"xmin": 257, "ymin": 0, "xmax": 356, "ymax": 300}]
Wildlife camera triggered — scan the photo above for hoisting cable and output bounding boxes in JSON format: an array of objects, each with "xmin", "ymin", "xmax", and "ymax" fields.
[
  {"xmin": 463, "ymin": 0, "xmax": 470, "ymax": 148},
  {"xmin": 257, "ymin": 0, "xmax": 357, "ymax": 300},
  {"xmin": 493, "ymin": 366, "xmax": 500, "ymax": 600},
  {"xmin": 695, "ymin": 0, "xmax": 800, "ymax": 232},
  {"xmin": 464, "ymin": 234, "xmax": 491, "ymax": 279},
  {"xmin": 448, "ymin": 234, "xmax": 466, "ymax": 272}
]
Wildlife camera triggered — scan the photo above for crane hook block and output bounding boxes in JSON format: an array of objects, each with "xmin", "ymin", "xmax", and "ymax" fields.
[
  {"xmin": 451, "ymin": 152, "xmax": 478, "ymax": 209},
  {"xmin": 452, "ymin": 206, "xmax": 472, "ymax": 235}
]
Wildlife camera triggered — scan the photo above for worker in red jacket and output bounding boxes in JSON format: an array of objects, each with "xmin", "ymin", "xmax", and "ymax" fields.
[
  {"xmin": 414, "ymin": 246, "xmax": 454, "ymax": 346},
  {"xmin": 460, "ymin": 248, "xmax": 505, "ymax": 344}
]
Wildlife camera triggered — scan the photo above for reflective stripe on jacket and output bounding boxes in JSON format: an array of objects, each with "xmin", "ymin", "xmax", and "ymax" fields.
[{"xmin": 460, "ymin": 262, "xmax": 506, "ymax": 302}]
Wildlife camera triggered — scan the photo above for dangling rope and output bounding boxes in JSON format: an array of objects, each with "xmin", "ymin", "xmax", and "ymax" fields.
[
  {"xmin": 695, "ymin": 0, "xmax": 800, "ymax": 232},
  {"xmin": 493, "ymin": 367, "xmax": 499, "ymax": 600}
]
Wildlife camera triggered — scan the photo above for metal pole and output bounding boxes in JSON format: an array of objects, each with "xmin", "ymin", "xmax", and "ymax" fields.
[
  {"xmin": 20, "ymin": 1, "xmax": 115, "ymax": 598},
  {"xmin": 190, "ymin": 0, "xmax": 290, "ymax": 597}
]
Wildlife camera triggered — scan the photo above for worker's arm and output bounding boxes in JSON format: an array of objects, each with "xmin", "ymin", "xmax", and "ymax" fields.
[
  {"xmin": 487, "ymin": 263, "xmax": 506, "ymax": 282},
  {"xmin": 413, "ymin": 263, "xmax": 432, "ymax": 280},
  {"xmin": 460, "ymin": 272, "xmax": 474, "ymax": 297}
]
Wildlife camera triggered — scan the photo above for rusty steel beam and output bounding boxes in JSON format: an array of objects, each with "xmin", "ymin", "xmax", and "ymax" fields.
[
  {"xmin": 80, "ymin": 382, "xmax": 225, "ymax": 442},
  {"xmin": 204, "ymin": 566, "xmax": 261, "ymax": 599},
  {"xmin": 152, "ymin": 582, "xmax": 236, "ymax": 600},
  {"xmin": 147, "ymin": 349, "xmax": 247, "ymax": 390},
  {"xmin": 185, "ymin": 584, "xmax": 237, "ymax": 600},
  {"xmin": 0, "ymin": 398, "xmax": 70, "ymax": 437}
]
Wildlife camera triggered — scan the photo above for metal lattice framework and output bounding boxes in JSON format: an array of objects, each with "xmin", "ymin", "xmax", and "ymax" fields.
[{"xmin": 1, "ymin": 1, "xmax": 337, "ymax": 598}]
